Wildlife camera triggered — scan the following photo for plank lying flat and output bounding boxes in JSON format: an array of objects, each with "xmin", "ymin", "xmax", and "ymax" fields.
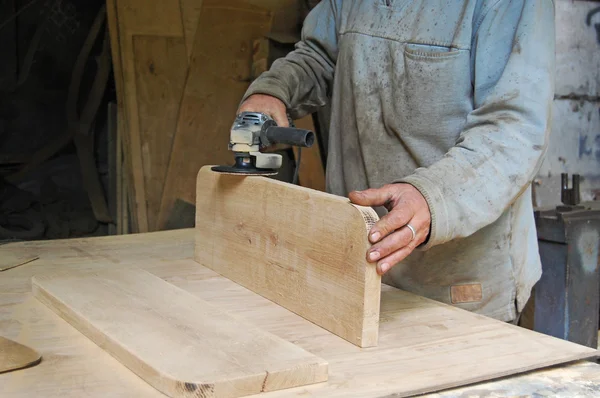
[
  {"xmin": 31, "ymin": 268, "xmax": 328, "ymax": 398},
  {"xmin": 0, "ymin": 254, "xmax": 38, "ymax": 272},
  {"xmin": 1, "ymin": 230, "xmax": 599, "ymax": 398},
  {"xmin": 194, "ymin": 166, "xmax": 381, "ymax": 348},
  {"xmin": 0, "ymin": 336, "xmax": 41, "ymax": 374}
]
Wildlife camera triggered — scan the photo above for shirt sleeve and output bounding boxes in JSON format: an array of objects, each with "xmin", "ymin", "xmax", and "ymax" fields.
[
  {"xmin": 241, "ymin": 0, "xmax": 340, "ymax": 119},
  {"xmin": 397, "ymin": 0, "xmax": 556, "ymax": 249}
]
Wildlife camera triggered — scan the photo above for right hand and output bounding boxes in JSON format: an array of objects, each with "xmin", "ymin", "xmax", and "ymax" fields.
[{"xmin": 238, "ymin": 94, "xmax": 289, "ymax": 127}]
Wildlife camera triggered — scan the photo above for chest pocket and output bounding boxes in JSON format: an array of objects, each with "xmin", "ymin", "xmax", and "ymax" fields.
[
  {"xmin": 395, "ymin": 42, "xmax": 473, "ymax": 155},
  {"xmin": 337, "ymin": 0, "xmax": 475, "ymax": 159}
]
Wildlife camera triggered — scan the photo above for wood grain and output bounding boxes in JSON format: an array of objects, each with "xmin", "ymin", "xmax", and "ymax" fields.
[
  {"xmin": 157, "ymin": 0, "xmax": 273, "ymax": 229},
  {"xmin": 114, "ymin": 0, "xmax": 185, "ymax": 232},
  {"xmin": 133, "ymin": 35, "xmax": 188, "ymax": 231},
  {"xmin": 31, "ymin": 268, "xmax": 328, "ymax": 398},
  {"xmin": 179, "ymin": 0, "xmax": 204, "ymax": 61},
  {"xmin": 0, "ymin": 336, "xmax": 41, "ymax": 374},
  {"xmin": 194, "ymin": 166, "xmax": 381, "ymax": 347},
  {"xmin": 106, "ymin": 0, "xmax": 129, "ymax": 233},
  {"xmin": 0, "ymin": 230, "xmax": 598, "ymax": 398}
]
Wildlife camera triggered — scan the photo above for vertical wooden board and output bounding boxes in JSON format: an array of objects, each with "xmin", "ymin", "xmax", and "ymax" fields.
[
  {"xmin": 32, "ymin": 268, "xmax": 328, "ymax": 398},
  {"xmin": 106, "ymin": 0, "xmax": 123, "ymax": 102},
  {"xmin": 194, "ymin": 166, "xmax": 381, "ymax": 348},
  {"xmin": 106, "ymin": 0, "xmax": 132, "ymax": 234},
  {"xmin": 115, "ymin": 0, "xmax": 184, "ymax": 37},
  {"xmin": 179, "ymin": 0, "xmax": 204, "ymax": 60},
  {"xmin": 157, "ymin": 0, "xmax": 273, "ymax": 228},
  {"xmin": 107, "ymin": 102, "xmax": 118, "ymax": 235},
  {"xmin": 244, "ymin": 0, "xmax": 301, "ymax": 36},
  {"xmin": 133, "ymin": 36, "xmax": 188, "ymax": 231},
  {"xmin": 115, "ymin": 0, "xmax": 185, "ymax": 232},
  {"xmin": 293, "ymin": 115, "xmax": 326, "ymax": 192}
]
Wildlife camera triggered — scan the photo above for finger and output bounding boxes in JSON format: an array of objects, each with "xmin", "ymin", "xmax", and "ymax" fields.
[
  {"xmin": 376, "ymin": 224, "xmax": 428, "ymax": 275},
  {"xmin": 348, "ymin": 186, "xmax": 395, "ymax": 208},
  {"xmin": 375, "ymin": 245, "xmax": 413, "ymax": 275},
  {"xmin": 367, "ymin": 225, "xmax": 414, "ymax": 263},
  {"xmin": 368, "ymin": 206, "xmax": 413, "ymax": 243},
  {"xmin": 409, "ymin": 211, "xmax": 431, "ymax": 241}
]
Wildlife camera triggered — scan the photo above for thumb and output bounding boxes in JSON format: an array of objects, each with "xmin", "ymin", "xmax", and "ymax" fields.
[{"xmin": 349, "ymin": 186, "xmax": 394, "ymax": 207}]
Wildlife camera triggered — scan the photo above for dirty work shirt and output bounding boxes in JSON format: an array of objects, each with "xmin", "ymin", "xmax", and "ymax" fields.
[{"xmin": 242, "ymin": 0, "xmax": 555, "ymax": 322}]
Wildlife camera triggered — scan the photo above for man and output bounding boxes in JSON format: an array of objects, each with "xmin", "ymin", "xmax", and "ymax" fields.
[{"xmin": 238, "ymin": 0, "xmax": 555, "ymax": 323}]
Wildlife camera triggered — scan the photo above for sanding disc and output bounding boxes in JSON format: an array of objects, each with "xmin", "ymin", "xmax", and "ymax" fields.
[{"xmin": 211, "ymin": 165, "xmax": 277, "ymax": 176}]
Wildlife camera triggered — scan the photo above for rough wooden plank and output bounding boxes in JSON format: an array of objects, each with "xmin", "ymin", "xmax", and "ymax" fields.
[
  {"xmin": 115, "ymin": 0, "xmax": 185, "ymax": 232},
  {"xmin": 244, "ymin": 0, "xmax": 301, "ymax": 36},
  {"xmin": 133, "ymin": 35, "xmax": 188, "ymax": 231},
  {"xmin": 194, "ymin": 166, "xmax": 381, "ymax": 348},
  {"xmin": 108, "ymin": 102, "xmax": 118, "ymax": 235},
  {"xmin": 157, "ymin": 0, "xmax": 273, "ymax": 229},
  {"xmin": 0, "ymin": 230, "xmax": 599, "ymax": 397},
  {"xmin": 0, "ymin": 336, "xmax": 41, "ymax": 374},
  {"xmin": 31, "ymin": 268, "xmax": 328, "ymax": 398},
  {"xmin": 179, "ymin": 0, "xmax": 204, "ymax": 60},
  {"xmin": 106, "ymin": 0, "xmax": 129, "ymax": 234}
]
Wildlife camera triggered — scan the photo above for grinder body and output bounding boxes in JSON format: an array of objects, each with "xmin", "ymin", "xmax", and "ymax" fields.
[{"xmin": 212, "ymin": 112, "xmax": 314, "ymax": 176}]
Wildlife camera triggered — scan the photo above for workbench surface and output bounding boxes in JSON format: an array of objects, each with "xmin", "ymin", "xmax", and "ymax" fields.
[{"xmin": 1, "ymin": 229, "xmax": 599, "ymax": 397}]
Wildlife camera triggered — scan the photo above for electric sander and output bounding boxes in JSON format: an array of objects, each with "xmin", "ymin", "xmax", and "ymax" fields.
[{"xmin": 212, "ymin": 111, "xmax": 315, "ymax": 176}]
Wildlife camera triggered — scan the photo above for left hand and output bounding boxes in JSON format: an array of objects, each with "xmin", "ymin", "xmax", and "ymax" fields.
[{"xmin": 349, "ymin": 184, "xmax": 431, "ymax": 275}]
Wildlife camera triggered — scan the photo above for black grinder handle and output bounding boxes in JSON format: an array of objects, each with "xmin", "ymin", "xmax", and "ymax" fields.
[{"xmin": 264, "ymin": 126, "xmax": 315, "ymax": 148}]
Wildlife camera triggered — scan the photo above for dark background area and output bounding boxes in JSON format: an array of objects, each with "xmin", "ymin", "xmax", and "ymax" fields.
[{"xmin": 0, "ymin": 0, "xmax": 112, "ymax": 243}]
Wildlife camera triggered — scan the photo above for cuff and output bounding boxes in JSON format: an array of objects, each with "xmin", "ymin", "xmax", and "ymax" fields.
[{"xmin": 393, "ymin": 173, "xmax": 450, "ymax": 250}]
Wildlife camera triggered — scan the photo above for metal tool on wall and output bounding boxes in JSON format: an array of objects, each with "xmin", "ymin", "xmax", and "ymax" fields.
[{"xmin": 533, "ymin": 173, "xmax": 600, "ymax": 349}]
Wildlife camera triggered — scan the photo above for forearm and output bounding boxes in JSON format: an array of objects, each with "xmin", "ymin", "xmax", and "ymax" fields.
[
  {"xmin": 398, "ymin": 0, "xmax": 555, "ymax": 248},
  {"xmin": 242, "ymin": 0, "xmax": 339, "ymax": 119}
]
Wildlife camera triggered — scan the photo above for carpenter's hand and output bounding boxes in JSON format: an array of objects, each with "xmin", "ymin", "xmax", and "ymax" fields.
[
  {"xmin": 349, "ymin": 184, "xmax": 431, "ymax": 275},
  {"xmin": 238, "ymin": 94, "xmax": 289, "ymax": 127}
]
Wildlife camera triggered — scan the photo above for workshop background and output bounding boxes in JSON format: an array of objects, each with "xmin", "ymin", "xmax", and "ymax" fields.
[{"xmin": 0, "ymin": 0, "xmax": 599, "ymax": 347}]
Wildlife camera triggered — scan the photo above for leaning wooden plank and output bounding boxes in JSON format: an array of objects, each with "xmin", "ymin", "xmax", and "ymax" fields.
[
  {"xmin": 31, "ymin": 268, "xmax": 328, "ymax": 398},
  {"xmin": 157, "ymin": 0, "xmax": 273, "ymax": 229},
  {"xmin": 133, "ymin": 35, "xmax": 188, "ymax": 231},
  {"xmin": 179, "ymin": 0, "xmax": 204, "ymax": 60},
  {"xmin": 106, "ymin": 0, "xmax": 129, "ymax": 234},
  {"xmin": 115, "ymin": 0, "xmax": 185, "ymax": 232},
  {"xmin": 194, "ymin": 166, "xmax": 381, "ymax": 348}
]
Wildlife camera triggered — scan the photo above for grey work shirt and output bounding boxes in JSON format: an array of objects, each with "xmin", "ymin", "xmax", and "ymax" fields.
[{"xmin": 243, "ymin": 0, "xmax": 556, "ymax": 322}]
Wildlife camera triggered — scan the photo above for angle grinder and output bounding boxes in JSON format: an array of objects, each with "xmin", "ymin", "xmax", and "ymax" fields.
[{"xmin": 212, "ymin": 111, "xmax": 315, "ymax": 176}]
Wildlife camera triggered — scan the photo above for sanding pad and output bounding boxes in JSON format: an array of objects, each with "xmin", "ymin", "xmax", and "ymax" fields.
[{"xmin": 211, "ymin": 165, "xmax": 277, "ymax": 176}]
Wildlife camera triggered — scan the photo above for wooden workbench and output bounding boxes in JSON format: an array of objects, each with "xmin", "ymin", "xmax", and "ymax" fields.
[{"xmin": 1, "ymin": 229, "xmax": 599, "ymax": 397}]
